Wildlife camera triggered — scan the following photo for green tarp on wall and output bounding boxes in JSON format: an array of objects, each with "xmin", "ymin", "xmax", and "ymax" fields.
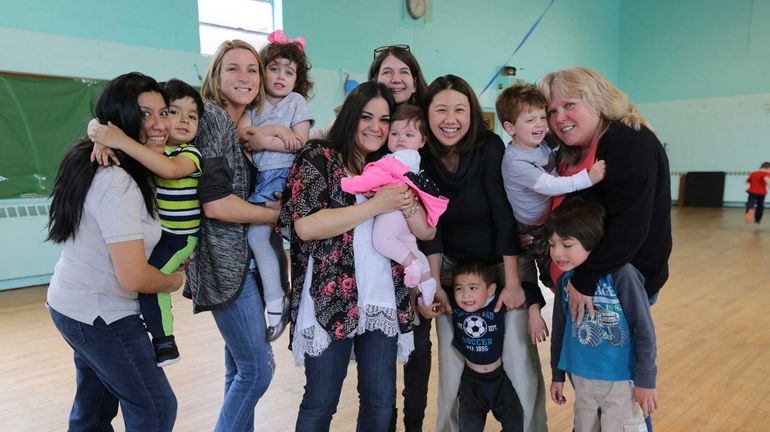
[{"xmin": 0, "ymin": 74, "xmax": 105, "ymax": 199}]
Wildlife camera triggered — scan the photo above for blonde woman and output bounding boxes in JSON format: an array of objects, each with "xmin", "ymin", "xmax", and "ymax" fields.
[
  {"xmin": 540, "ymin": 67, "xmax": 671, "ymax": 430},
  {"xmin": 185, "ymin": 40, "xmax": 280, "ymax": 432}
]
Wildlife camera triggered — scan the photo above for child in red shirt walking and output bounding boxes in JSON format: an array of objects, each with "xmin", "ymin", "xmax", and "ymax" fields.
[{"xmin": 745, "ymin": 162, "xmax": 770, "ymax": 224}]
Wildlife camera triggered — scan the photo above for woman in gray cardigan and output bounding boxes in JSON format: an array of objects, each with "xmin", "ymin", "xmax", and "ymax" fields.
[{"xmin": 185, "ymin": 39, "xmax": 280, "ymax": 432}]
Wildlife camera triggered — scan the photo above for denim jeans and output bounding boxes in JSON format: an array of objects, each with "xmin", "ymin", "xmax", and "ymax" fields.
[
  {"xmin": 296, "ymin": 330, "xmax": 398, "ymax": 432},
  {"xmin": 248, "ymin": 167, "xmax": 291, "ymax": 204},
  {"xmin": 49, "ymin": 307, "xmax": 177, "ymax": 432},
  {"xmin": 211, "ymin": 270, "xmax": 275, "ymax": 432}
]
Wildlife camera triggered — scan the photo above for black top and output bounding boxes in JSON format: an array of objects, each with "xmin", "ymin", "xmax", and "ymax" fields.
[
  {"xmin": 566, "ymin": 123, "xmax": 672, "ymax": 299},
  {"xmin": 420, "ymin": 134, "xmax": 522, "ymax": 263},
  {"xmin": 450, "ymin": 289, "xmax": 506, "ymax": 366}
]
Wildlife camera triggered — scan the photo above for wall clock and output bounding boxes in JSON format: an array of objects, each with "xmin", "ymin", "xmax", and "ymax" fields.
[{"xmin": 406, "ymin": 0, "xmax": 426, "ymax": 19}]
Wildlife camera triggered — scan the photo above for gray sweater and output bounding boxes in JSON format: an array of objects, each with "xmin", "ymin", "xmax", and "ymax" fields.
[{"xmin": 185, "ymin": 102, "xmax": 252, "ymax": 312}]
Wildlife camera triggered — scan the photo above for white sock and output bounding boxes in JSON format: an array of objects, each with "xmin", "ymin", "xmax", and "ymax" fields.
[{"xmin": 419, "ymin": 278, "xmax": 437, "ymax": 306}]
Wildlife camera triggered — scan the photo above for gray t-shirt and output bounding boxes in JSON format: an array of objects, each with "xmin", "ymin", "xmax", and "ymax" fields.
[
  {"xmin": 248, "ymin": 92, "xmax": 315, "ymax": 171},
  {"xmin": 47, "ymin": 166, "xmax": 161, "ymax": 324},
  {"xmin": 502, "ymin": 141, "xmax": 592, "ymax": 225}
]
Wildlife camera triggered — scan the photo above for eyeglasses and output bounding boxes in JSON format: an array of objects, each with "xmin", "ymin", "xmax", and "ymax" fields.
[{"xmin": 373, "ymin": 44, "xmax": 411, "ymax": 59}]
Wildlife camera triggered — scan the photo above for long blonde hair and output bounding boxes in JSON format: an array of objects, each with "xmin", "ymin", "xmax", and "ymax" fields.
[
  {"xmin": 539, "ymin": 67, "xmax": 652, "ymax": 165},
  {"xmin": 200, "ymin": 40, "xmax": 265, "ymax": 113},
  {"xmin": 539, "ymin": 67, "xmax": 651, "ymax": 133}
]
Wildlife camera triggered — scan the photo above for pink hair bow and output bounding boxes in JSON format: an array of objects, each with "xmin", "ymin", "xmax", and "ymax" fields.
[{"xmin": 267, "ymin": 30, "xmax": 306, "ymax": 51}]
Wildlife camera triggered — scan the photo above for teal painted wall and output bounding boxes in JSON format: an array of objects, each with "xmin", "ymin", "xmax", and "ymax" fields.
[
  {"xmin": 0, "ymin": 0, "xmax": 632, "ymax": 289},
  {"xmin": 286, "ymin": 0, "xmax": 619, "ymax": 86},
  {"xmin": 0, "ymin": 0, "xmax": 199, "ymax": 52},
  {"xmin": 283, "ymin": 0, "xmax": 620, "ymax": 128},
  {"xmin": 619, "ymin": 0, "xmax": 770, "ymax": 102},
  {"xmin": 1, "ymin": 0, "xmax": 620, "ymax": 120},
  {"xmin": 619, "ymin": 0, "xmax": 770, "ymax": 203}
]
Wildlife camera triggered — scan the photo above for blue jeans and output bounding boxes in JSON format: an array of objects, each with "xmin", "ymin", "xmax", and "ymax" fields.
[
  {"xmin": 248, "ymin": 167, "xmax": 290, "ymax": 204},
  {"xmin": 49, "ymin": 307, "xmax": 176, "ymax": 431},
  {"xmin": 296, "ymin": 330, "xmax": 398, "ymax": 432},
  {"xmin": 211, "ymin": 270, "xmax": 275, "ymax": 432}
]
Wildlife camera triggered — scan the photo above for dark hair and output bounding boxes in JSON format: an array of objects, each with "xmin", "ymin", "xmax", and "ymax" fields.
[
  {"xmin": 260, "ymin": 42, "xmax": 314, "ymax": 100},
  {"xmin": 545, "ymin": 198, "xmax": 606, "ymax": 251},
  {"xmin": 368, "ymin": 45, "xmax": 428, "ymax": 106},
  {"xmin": 320, "ymin": 81, "xmax": 395, "ymax": 175},
  {"xmin": 161, "ymin": 78, "xmax": 204, "ymax": 117},
  {"xmin": 423, "ymin": 74, "xmax": 492, "ymax": 158},
  {"xmin": 495, "ymin": 82, "xmax": 548, "ymax": 126},
  {"xmin": 48, "ymin": 72, "xmax": 163, "ymax": 243},
  {"xmin": 452, "ymin": 259, "xmax": 498, "ymax": 286},
  {"xmin": 391, "ymin": 104, "xmax": 428, "ymax": 138},
  {"xmin": 760, "ymin": 162, "xmax": 770, "ymax": 169}
]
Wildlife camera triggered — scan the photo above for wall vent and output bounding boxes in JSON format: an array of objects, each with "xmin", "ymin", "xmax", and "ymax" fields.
[
  {"xmin": 0, "ymin": 198, "xmax": 61, "ymax": 291},
  {"xmin": 0, "ymin": 203, "xmax": 49, "ymax": 219}
]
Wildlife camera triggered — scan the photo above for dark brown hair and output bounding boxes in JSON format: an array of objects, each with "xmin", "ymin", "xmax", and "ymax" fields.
[
  {"xmin": 423, "ymin": 74, "xmax": 492, "ymax": 158},
  {"xmin": 260, "ymin": 41, "xmax": 314, "ymax": 100},
  {"xmin": 391, "ymin": 104, "xmax": 427, "ymax": 138},
  {"xmin": 452, "ymin": 259, "xmax": 498, "ymax": 286},
  {"xmin": 368, "ymin": 45, "xmax": 428, "ymax": 106},
  {"xmin": 322, "ymin": 81, "xmax": 395, "ymax": 175},
  {"xmin": 545, "ymin": 198, "xmax": 606, "ymax": 251}
]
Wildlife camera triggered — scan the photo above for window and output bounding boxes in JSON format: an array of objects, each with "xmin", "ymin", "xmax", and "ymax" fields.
[{"xmin": 198, "ymin": 0, "xmax": 282, "ymax": 55}]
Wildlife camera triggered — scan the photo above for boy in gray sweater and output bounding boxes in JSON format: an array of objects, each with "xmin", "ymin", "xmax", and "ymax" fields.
[{"xmin": 496, "ymin": 83, "xmax": 605, "ymax": 289}]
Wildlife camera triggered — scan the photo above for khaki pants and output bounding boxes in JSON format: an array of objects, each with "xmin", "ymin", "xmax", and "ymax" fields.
[
  {"xmin": 434, "ymin": 258, "xmax": 548, "ymax": 432},
  {"xmin": 572, "ymin": 375, "xmax": 646, "ymax": 432}
]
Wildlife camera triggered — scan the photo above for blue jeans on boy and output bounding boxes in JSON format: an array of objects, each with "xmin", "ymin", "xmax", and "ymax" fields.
[
  {"xmin": 49, "ymin": 307, "xmax": 177, "ymax": 431},
  {"xmin": 296, "ymin": 330, "xmax": 398, "ymax": 432},
  {"xmin": 211, "ymin": 270, "xmax": 275, "ymax": 432},
  {"xmin": 248, "ymin": 167, "xmax": 291, "ymax": 204}
]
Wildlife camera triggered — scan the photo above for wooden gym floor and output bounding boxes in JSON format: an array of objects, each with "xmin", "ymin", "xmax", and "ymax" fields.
[{"xmin": 0, "ymin": 207, "xmax": 768, "ymax": 431}]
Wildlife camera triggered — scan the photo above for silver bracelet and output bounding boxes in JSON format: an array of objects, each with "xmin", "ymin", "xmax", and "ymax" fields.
[{"xmin": 402, "ymin": 204, "xmax": 419, "ymax": 218}]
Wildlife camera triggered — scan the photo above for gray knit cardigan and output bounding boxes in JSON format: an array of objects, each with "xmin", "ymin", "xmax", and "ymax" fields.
[{"xmin": 184, "ymin": 101, "xmax": 251, "ymax": 312}]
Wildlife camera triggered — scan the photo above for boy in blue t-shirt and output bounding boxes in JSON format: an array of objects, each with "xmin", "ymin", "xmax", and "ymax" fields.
[
  {"xmin": 449, "ymin": 260, "xmax": 543, "ymax": 431},
  {"xmin": 546, "ymin": 198, "xmax": 657, "ymax": 431}
]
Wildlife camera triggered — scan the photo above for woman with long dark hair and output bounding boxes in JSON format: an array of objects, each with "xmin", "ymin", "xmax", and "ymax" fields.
[
  {"xmin": 47, "ymin": 72, "xmax": 182, "ymax": 431},
  {"xmin": 280, "ymin": 81, "xmax": 434, "ymax": 431},
  {"xmin": 417, "ymin": 75, "xmax": 548, "ymax": 431}
]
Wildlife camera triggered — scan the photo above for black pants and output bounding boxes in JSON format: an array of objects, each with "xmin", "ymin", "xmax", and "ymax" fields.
[
  {"xmin": 458, "ymin": 365, "xmax": 523, "ymax": 432},
  {"xmin": 746, "ymin": 192, "xmax": 766, "ymax": 223},
  {"xmin": 390, "ymin": 316, "xmax": 432, "ymax": 432}
]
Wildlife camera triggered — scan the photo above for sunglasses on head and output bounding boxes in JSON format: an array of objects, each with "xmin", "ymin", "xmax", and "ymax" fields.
[{"xmin": 373, "ymin": 44, "xmax": 411, "ymax": 59}]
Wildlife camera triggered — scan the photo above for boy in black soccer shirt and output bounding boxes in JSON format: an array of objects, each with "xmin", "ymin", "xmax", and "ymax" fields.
[{"xmin": 449, "ymin": 260, "xmax": 544, "ymax": 432}]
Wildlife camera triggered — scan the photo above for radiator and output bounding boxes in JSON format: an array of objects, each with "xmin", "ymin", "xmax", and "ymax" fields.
[{"xmin": 0, "ymin": 198, "xmax": 61, "ymax": 290}]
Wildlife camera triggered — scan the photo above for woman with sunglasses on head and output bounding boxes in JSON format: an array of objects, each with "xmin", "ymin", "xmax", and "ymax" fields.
[
  {"xmin": 417, "ymin": 75, "xmax": 548, "ymax": 432},
  {"xmin": 369, "ymin": 44, "xmax": 428, "ymax": 106},
  {"xmin": 367, "ymin": 44, "xmax": 436, "ymax": 432}
]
